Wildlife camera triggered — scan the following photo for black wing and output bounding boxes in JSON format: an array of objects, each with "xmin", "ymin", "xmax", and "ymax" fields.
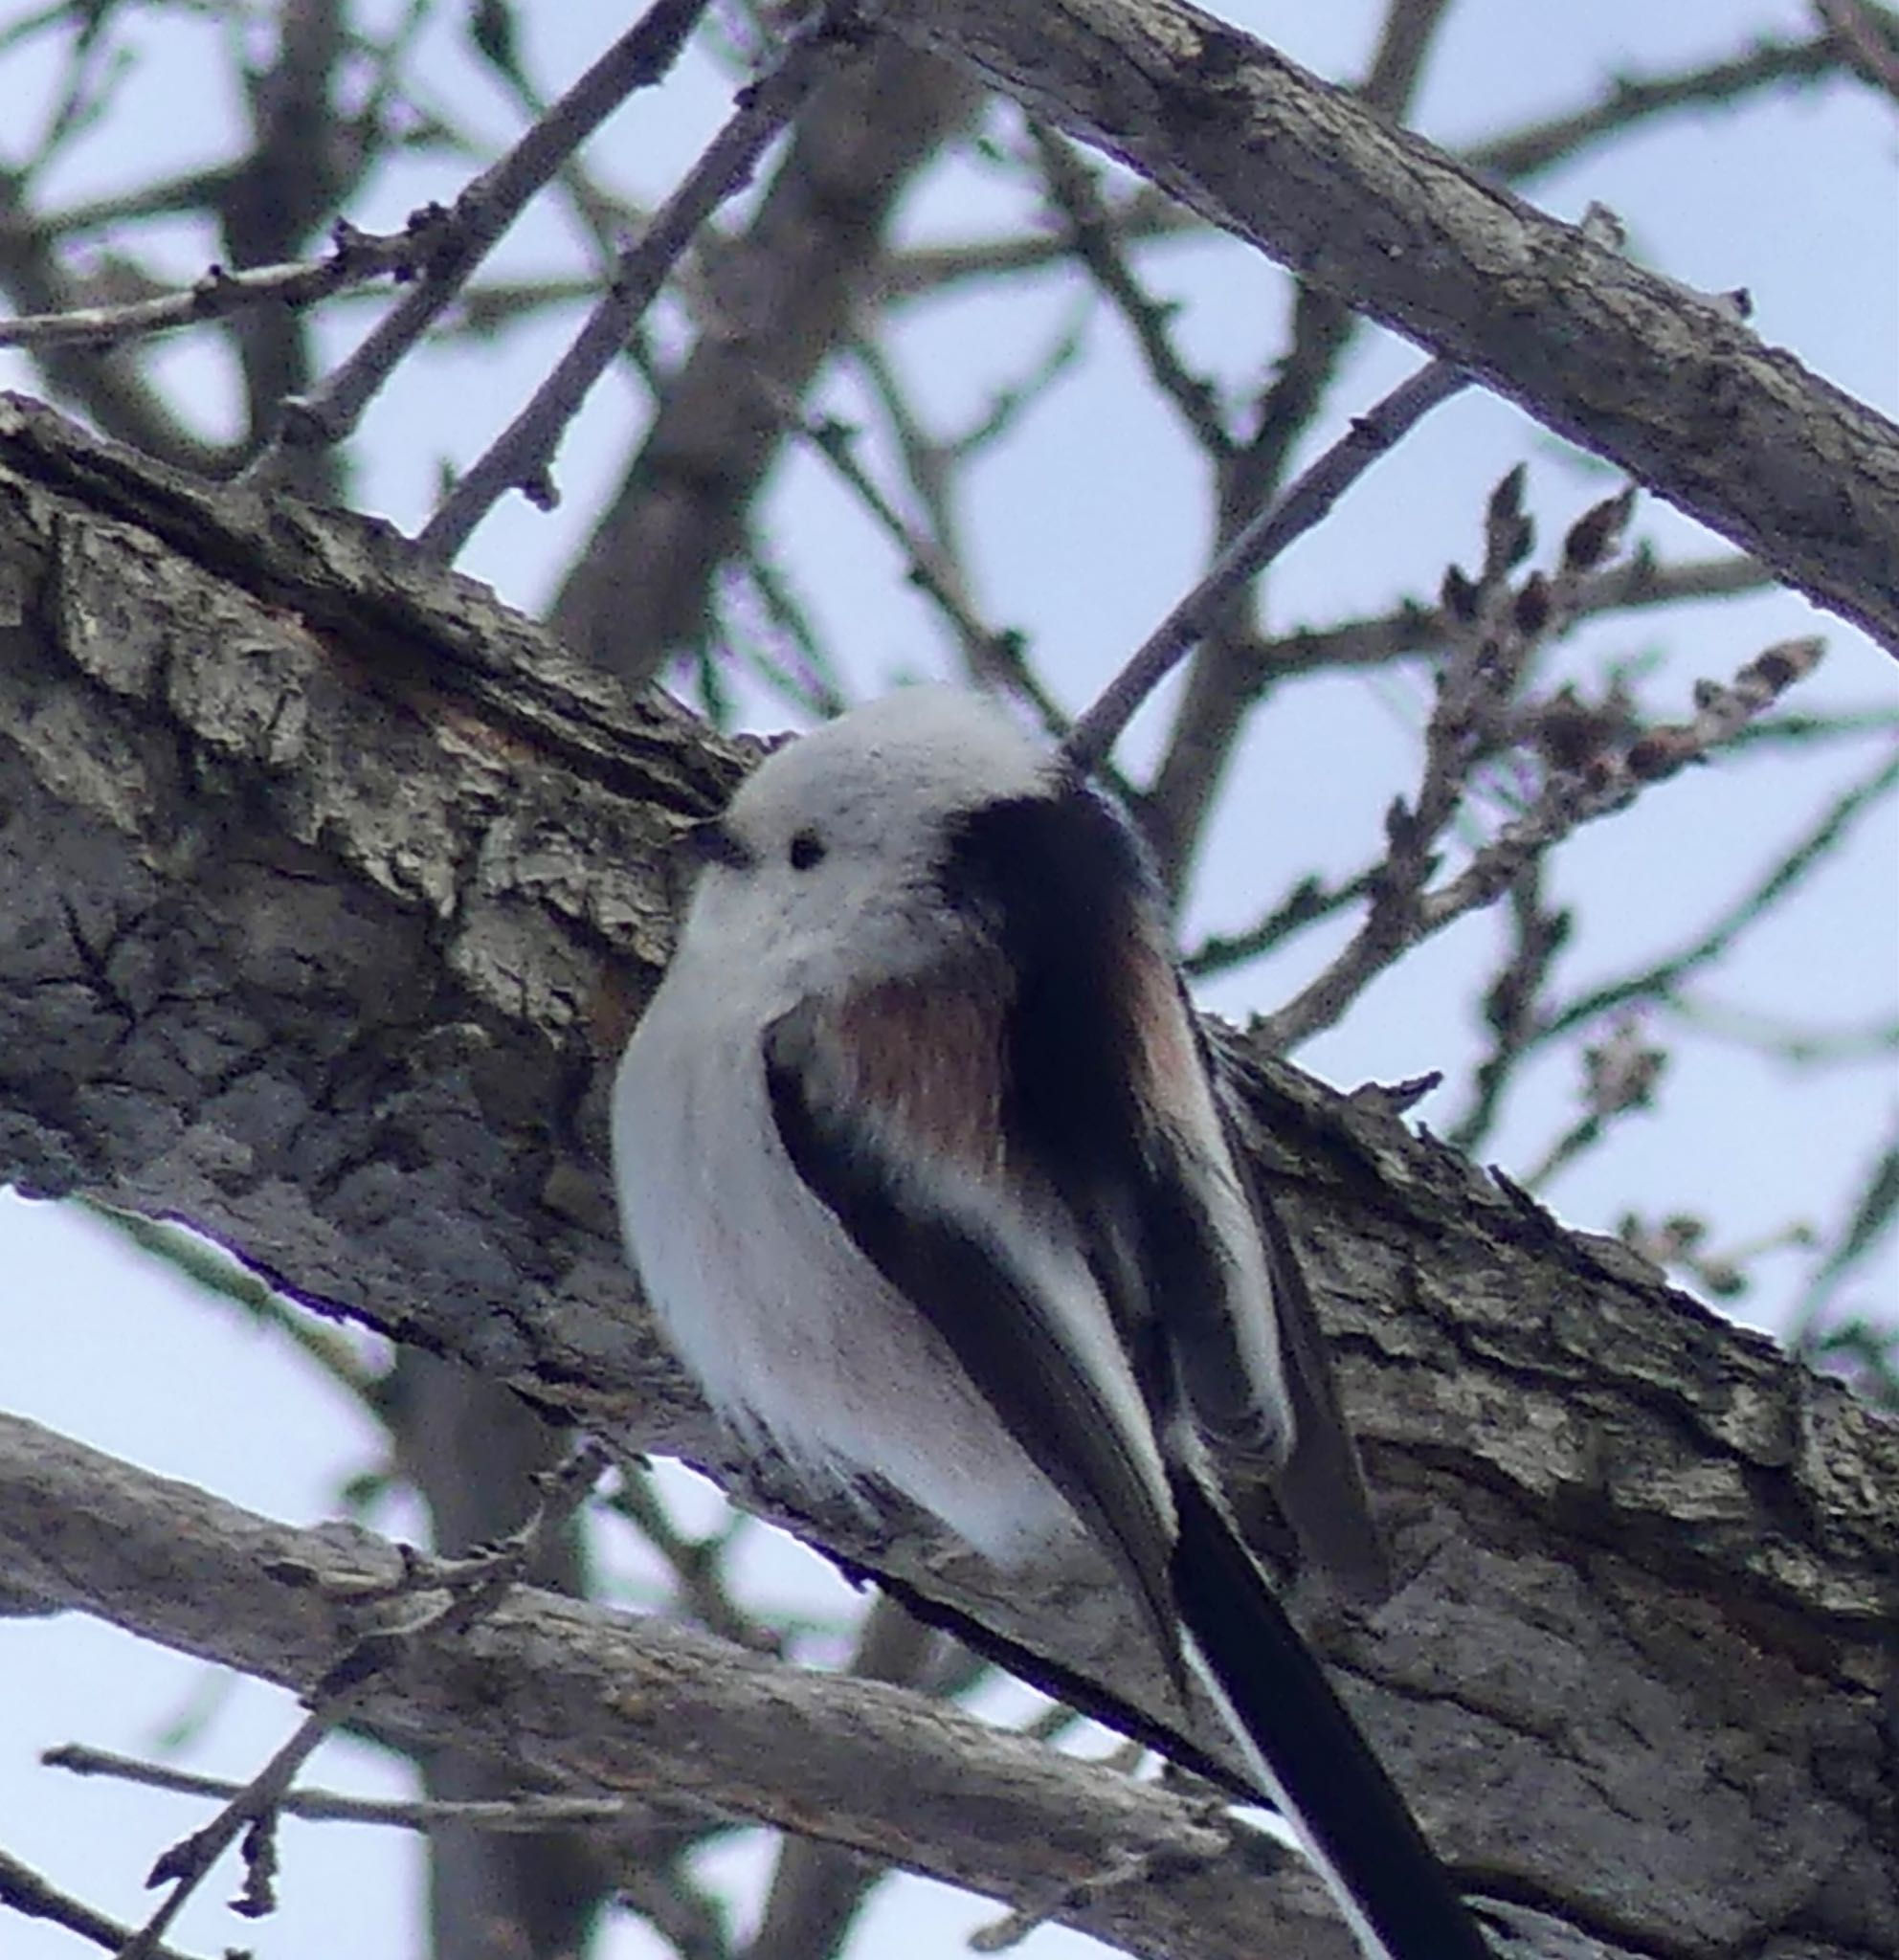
[{"xmin": 947, "ymin": 778, "xmax": 1385, "ymax": 1590}]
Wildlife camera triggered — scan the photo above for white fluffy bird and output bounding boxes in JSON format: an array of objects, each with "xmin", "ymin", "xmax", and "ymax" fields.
[{"xmin": 614, "ymin": 687, "xmax": 1488, "ymax": 1960}]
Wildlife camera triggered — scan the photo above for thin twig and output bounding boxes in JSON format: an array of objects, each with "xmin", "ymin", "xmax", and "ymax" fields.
[
  {"xmin": 1788, "ymin": 1106, "xmax": 1899, "ymax": 1351},
  {"xmin": 1066, "ymin": 358, "xmax": 1468, "ymax": 773},
  {"xmin": 1182, "ymin": 870, "xmax": 1379, "ymax": 977},
  {"xmin": 774, "ymin": 396, "xmax": 1008, "ymax": 679},
  {"xmin": 1667, "ymin": 996, "xmax": 1899, "ymax": 1065},
  {"xmin": 1468, "ymin": 28, "xmax": 1854, "ymax": 178},
  {"xmin": 46, "ymin": 1747, "xmax": 627, "ymax": 1834},
  {"xmin": 757, "ymin": 374, "xmax": 1088, "ymax": 755},
  {"xmin": 1029, "ymin": 124, "xmax": 1231, "ymax": 455},
  {"xmin": 0, "ymin": 218, "xmax": 442, "ymax": 348},
  {"xmin": 0, "ymin": 1847, "xmax": 204, "ymax": 1960},
  {"xmin": 1441, "ymin": 731, "xmax": 1899, "ymax": 1147},
  {"xmin": 718, "ymin": 540, "xmax": 850, "ymax": 722},
  {"xmin": 1519, "ymin": 1014, "xmax": 1667, "ymax": 1189},
  {"xmin": 114, "ymin": 1441, "xmax": 612, "ymax": 1957},
  {"xmin": 1254, "ymin": 638, "xmax": 1832, "ymax": 1052},
  {"xmin": 118, "ymin": 1694, "xmax": 373, "ymax": 1956},
  {"xmin": 1447, "ymin": 861, "xmax": 1571, "ymax": 1152},
  {"xmin": 610, "ymin": 1468, "xmax": 783, "ymax": 1655},
  {"xmin": 240, "ymin": 0, "xmax": 713, "ymax": 483},
  {"xmin": 417, "ymin": 7, "xmax": 848, "ymax": 562},
  {"xmin": 842, "ymin": 329, "xmax": 1088, "ymax": 728},
  {"xmin": 1527, "ymin": 733, "xmax": 1899, "ymax": 1047}
]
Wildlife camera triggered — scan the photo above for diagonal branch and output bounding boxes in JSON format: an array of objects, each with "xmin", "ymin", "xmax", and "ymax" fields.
[
  {"xmin": 0, "ymin": 397, "xmax": 1891, "ymax": 1960},
  {"xmin": 243, "ymin": 0, "xmax": 714, "ymax": 482},
  {"xmin": 1068, "ymin": 359, "xmax": 1467, "ymax": 773},
  {"xmin": 0, "ymin": 1414, "xmax": 1311, "ymax": 1960},
  {"xmin": 415, "ymin": 11, "xmax": 838, "ymax": 563},
  {"xmin": 878, "ymin": 0, "xmax": 1899, "ymax": 656},
  {"xmin": 547, "ymin": 40, "xmax": 980, "ymax": 680}
]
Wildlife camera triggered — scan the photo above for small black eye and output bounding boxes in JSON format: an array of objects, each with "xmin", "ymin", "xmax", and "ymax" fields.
[{"xmin": 788, "ymin": 829, "xmax": 827, "ymax": 871}]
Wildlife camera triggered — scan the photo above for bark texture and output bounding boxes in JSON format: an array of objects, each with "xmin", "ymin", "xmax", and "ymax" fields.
[
  {"xmin": 0, "ymin": 395, "xmax": 1893, "ymax": 1958},
  {"xmin": 0, "ymin": 1414, "xmax": 1320, "ymax": 1960}
]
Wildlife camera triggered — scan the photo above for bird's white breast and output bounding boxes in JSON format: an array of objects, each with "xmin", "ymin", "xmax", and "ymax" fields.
[{"xmin": 613, "ymin": 952, "xmax": 1075, "ymax": 1566}]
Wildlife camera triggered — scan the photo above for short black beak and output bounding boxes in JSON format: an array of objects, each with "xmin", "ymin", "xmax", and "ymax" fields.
[{"xmin": 675, "ymin": 816, "xmax": 754, "ymax": 872}]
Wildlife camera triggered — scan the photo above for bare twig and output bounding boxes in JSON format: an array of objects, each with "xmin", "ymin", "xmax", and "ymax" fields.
[
  {"xmin": 1183, "ymin": 869, "xmax": 1379, "ymax": 977},
  {"xmin": 1469, "ymin": 28, "xmax": 1857, "ymax": 178},
  {"xmin": 11, "ymin": 9, "xmax": 129, "ymax": 185},
  {"xmin": 114, "ymin": 1440, "xmax": 611, "ymax": 1957},
  {"xmin": 610, "ymin": 1468, "xmax": 783, "ymax": 1655},
  {"xmin": 0, "ymin": 1846, "xmax": 204, "ymax": 1960},
  {"xmin": 120, "ymin": 1682, "xmax": 373, "ymax": 1954},
  {"xmin": 241, "ymin": 0, "xmax": 713, "ymax": 483},
  {"xmin": 1066, "ymin": 358, "xmax": 1468, "ymax": 773},
  {"xmin": 0, "ymin": 217, "xmax": 441, "ymax": 348},
  {"xmin": 1789, "ymin": 1107, "xmax": 1899, "ymax": 1350},
  {"xmin": 940, "ymin": 316, "xmax": 1088, "ymax": 463},
  {"xmin": 779, "ymin": 399, "xmax": 1013, "ymax": 681},
  {"xmin": 1726, "ymin": 705, "xmax": 1899, "ymax": 750},
  {"xmin": 1254, "ymin": 637, "xmax": 1830, "ymax": 1052},
  {"xmin": 417, "ymin": 7, "xmax": 849, "ymax": 562},
  {"xmin": 1669, "ymin": 996, "xmax": 1899, "ymax": 1064},
  {"xmin": 843, "ymin": 327, "xmax": 1087, "ymax": 727},
  {"xmin": 758, "ymin": 373, "xmax": 1089, "ymax": 755},
  {"xmin": 714, "ymin": 539, "xmax": 850, "ymax": 722},
  {"xmin": 1439, "ymin": 729, "xmax": 1899, "ymax": 1148},
  {"xmin": 46, "ymin": 1746, "xmax": 627, "ymax": 1834},
  {"xmin": 1520, "ymin": 1014, "xmax": 1668, "ymax": 1189},
  {"xmin": 1446, "ymin": 861, "xmax": 1572, "ymax": 1153},
  {"xmin": 1519, "ymin": 732, "xmax": 1899, "ymax": 1049},
  {"xmin": 972, "ymin": 1839, "xmax": 1220, "ymax": 1954},
  {"xmin": 1030, "ymin": 124, "xmax": 1231, "ymax": 455}
]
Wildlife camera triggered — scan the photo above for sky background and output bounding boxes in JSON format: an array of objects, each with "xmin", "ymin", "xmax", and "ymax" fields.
[{"xmin": 3, "ymin": 1, "xmax": 1895, "ymax": 1955}]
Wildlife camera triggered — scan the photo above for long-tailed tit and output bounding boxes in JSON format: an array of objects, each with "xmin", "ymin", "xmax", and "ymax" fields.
[{"xmin": 614, "ymin": 687, "xmax": 1488, "ymax": 1960}]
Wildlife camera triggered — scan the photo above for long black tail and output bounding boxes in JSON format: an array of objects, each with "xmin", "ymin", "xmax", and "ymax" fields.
[{"xmin": 1170, "ymin": 1471, "xmax": 1491, "ymax": 1960}]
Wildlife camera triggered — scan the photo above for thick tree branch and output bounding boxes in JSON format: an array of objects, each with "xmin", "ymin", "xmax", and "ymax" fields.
[
  {"xmin": 0, "ymin": 398, "xmax": 1893, "ymax": 1958},
  {"xmin": 0, "ymin": 1414, "xmax": 1337, "ymax": 1960},
  {"xmin": 877, "ymin": 0, "xmax": 1899, "ymax": 656}
]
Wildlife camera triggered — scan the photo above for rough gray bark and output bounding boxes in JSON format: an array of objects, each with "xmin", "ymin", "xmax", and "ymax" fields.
[
  {"xmin": 0, "ymin": 394, "xmax": 1892, "ymax": 1958},
  {"xmin": 879, "ymin": 0, "xmax": 1899, "ymax": 657},
  {"xmin": 0, "ymin": 1414, "xmax": 1313, "ymax": 1960}
]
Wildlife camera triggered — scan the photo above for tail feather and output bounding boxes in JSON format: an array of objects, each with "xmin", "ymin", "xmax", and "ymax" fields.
[{"xmin": 1170, "ymin": 1471, "xmax": 1491, "ymax": 1960}]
